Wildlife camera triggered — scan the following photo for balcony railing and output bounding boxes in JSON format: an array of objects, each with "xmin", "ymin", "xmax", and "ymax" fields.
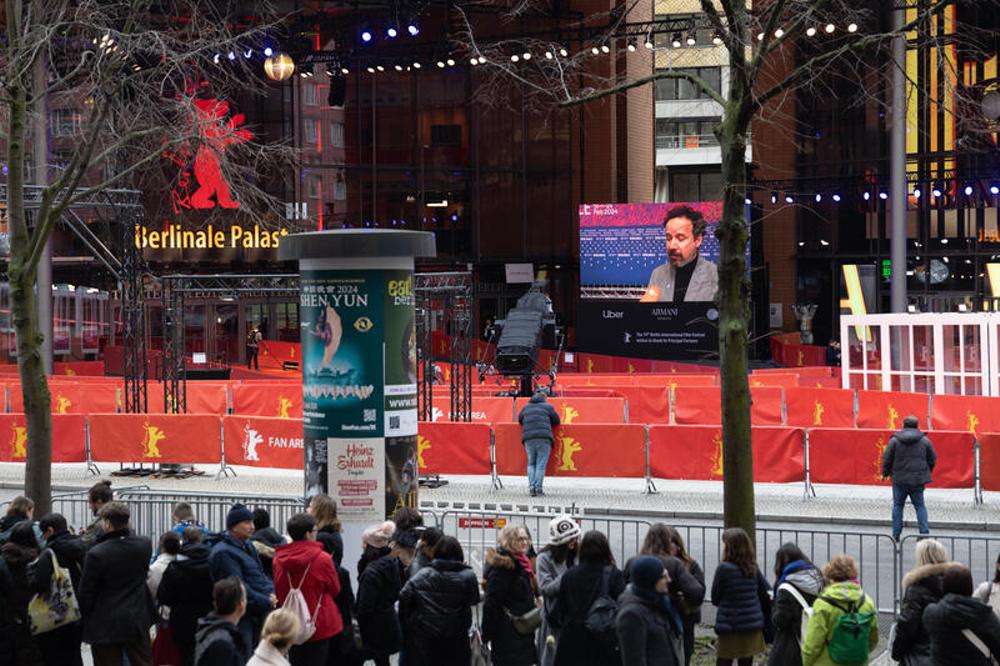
[{"xmin": 655, "ymin": 133, "xmax": 720, "ymax": 149}]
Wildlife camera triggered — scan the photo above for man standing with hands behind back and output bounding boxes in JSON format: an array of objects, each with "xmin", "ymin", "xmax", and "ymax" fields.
[
  {"xmin": 642, "ymin": 205, "xmax": 718, "ymax": 303},
  {"xmin": 882, "ymin": 415, "xmax": 937, "ymax": 541}
]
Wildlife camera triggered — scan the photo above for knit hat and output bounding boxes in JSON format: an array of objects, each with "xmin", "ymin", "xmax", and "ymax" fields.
[
  {"xmin": 548, "ymin": 514, "xmax": 581, "ymax": 546},
  {"xmin": 630, "ymin": 555, "xmax": 666, "ymax": 592},
  {"xmin": 226, "ymin": 503, "xmax": 254, "ymax": 530},
  {"xmin": 362, "ymin": 520, "xmax": 396, "ymax": 549}
]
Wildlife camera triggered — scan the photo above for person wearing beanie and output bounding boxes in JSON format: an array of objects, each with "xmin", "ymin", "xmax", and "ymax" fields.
[
  {"xmin": 882, "ymin": 414, "xmax": 936, "ymax": 541},
  {"xmin": 357, "ymin": 520, "xmax": 396, "ymax": 578},
  {"xmin": 209, "ymin": 503, "xmax": 277, "ymax": 660},
  {"xmin": 616, "ymin": 555, "xmax": 685, "ymax": 666},
  {"xmin": 536, "ymin": 515, "xmax": 581, "ymax": 666}
]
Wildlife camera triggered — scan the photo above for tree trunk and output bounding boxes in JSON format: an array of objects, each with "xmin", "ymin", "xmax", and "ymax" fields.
[
  {"xmin": 6, "ymin": 73, "xmax": 53, "ymax": 516},
  {"xmin": 717, "ymin": 123, "xmax": 755, "ymax": 541}
]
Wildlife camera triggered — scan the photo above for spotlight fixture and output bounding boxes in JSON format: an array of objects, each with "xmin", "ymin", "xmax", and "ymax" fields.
[
  {"xmin": 600, "ymin": 44, "xmax": 610, "ymax": 54},
  {"xmin": 672, "ymin": 32, "xmax": 682, "ymax": 48},
  {"xmin": 815, "ymin": 193, "xmax": 822, "ymax": 202},
  {"xmin": 847, "ymin": 23, "xmax": 858, "ymax": 33},
  {"xmin": 386, "ymin": 26, "xmax": 398, "ymax": 38},
  {"xmin": 643, "ymin": 31, "xmax": 653, "ymax": 49},
  {"xmin": 757, "ymin": 32, "xmax": 765, "ymax": 41},
  {"xmin": 712, "ymin": 31, "xmax": 723, "ymax": 45},
  {"xmin": 366, "ymin": 66, "xmax": 375, "ymax": 73},
  {"xmin": 932, "ymin": 182, "xmax": 943, "ymax": 197},
  {"xmin": 784, "ymin": 194, "xmax": 794, "ymax": 204},
  {"xmin": 770, "ymin": 191, "xmax": 779, "ymax": 204},
  {"xmin": 510, "ymin": 54, "xmax": 519, "ymax": 62},
  {"xmin": 559, "ymin": 47, "xmax": 569, "ymax": 57},
  {"xmin": 964, "ymin": 183, "xmax": 974, "ymax": 196},
  {"xmin": 227, "ymin": 51, "xmax": 236, "ymax": 60},
  {"xmin": 879, "ymin": 190, "xmax": 888, "ymax": 200},
  {"xmin": 361, "ymin": 29, "xmax": 373, "ymax": 43},
  {"xmin": 545, "ymin": 50, "xmax": 554, "ymax": 58},
  {"xmin": 263, "ymin": 46, "xmax": 274, "ymax": 57},
  {"xmin": 447, "ymin": 57, "xmax": 456, "ymax": 66},
  {"xmin": 375, "ymin": 65, "xmax": 384, "ymax": 72},
  {"xmin": 825, "ymin": 23, "xmax": 836, "ymax": 33},
  {"xmin": 470, "ymin": 57, "xmax": 479, "ymax": 65},
  {"xmin": 832, "ymin": 193, "xmax": 842, "ymax": 202},
  {"xmin": 806, "ymin": 26, "xmax": 817, "ymax": 37},
  {"xmin": 407, "ymin": 23, "xmax": 419, "ymax": 36},
  {"xmin": 863, "ymin": 190, "xmax": 871, "ymax": 201},
  {"xmin": 438, "ymin": 59, "xmax": 447, "ymax": 67},
  {"xmin": 413, "ymin": 61, "xmax": 421, "ymax": 69},
  {"xmin": 213, "ymin": 53, "xmax": 220, "ymax": 64},
  {"xmin": 520, "ymin": 53, "xmax": 529, "ymax": 61},
  {"xmin": 912, "ymin": 187, "xmax": 921, "ymax": 198},
  {"xmin": 341, "ymin": 67, "xmax": 349, "ymax": 75},
  {"xmin": 774, "ymin": 28, "xmax": 784, "ymax": 38},
  {"xmin": 627, "ymin": 38, "xmax": 637, "ymax": 52},
  {"xmin": 591, "ymin": 46, "xmax": 600, "ymax": 55},
  {"xmin": 394, "ymin": 64, "xmax": 403, "ymax": 71},
  {"xmin": 745, "ymin": 196, "xmax": 752, "ymax": 205},
  {"xmin": 686, "ymin": 29, "xmax": 697, "ymax": 46},
  {"xmin": 991, "ymin": 184, "xmax": 1000, "ymax": 195}
]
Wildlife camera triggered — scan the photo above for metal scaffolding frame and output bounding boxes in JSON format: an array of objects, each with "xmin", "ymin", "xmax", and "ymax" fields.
[{"xmin": 414, "ymin": 271, "xmax": 473, "ymax": 423}]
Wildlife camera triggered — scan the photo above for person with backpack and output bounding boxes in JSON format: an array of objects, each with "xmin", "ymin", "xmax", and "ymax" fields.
[
  {"xmin": 398, "ymin": 535, "xmax": 481, "ymax": 666},
  {"xmin": 29, "ymin": 513, "xmax": 87, "ymax": 666},
  {"xmin": 973, "ymin": 551, "xmax": 1000, "ymax": 617},
  {"xmin": 195, "ymin": 577, "xmax": 248, "ymax": 666},
  {"xmin": 0, "ymin": 555, "xmax": 16, "ymax": 666},
  {"xmin": 210, "ymin": 503, "xmax": 278, "ymax": 660},
  {"xmin": 767, "ymin": 543, "xmax": 824, "ymax": 666},
  {"xmin": 272, "ymin": 512, "xmax": 342, "ymax": 666},
  {"xmin": 801, "ymin": 554, "xmax": 878, "ymax": 666},
  {"xmin": 894, "ymin": 539, "xmax": 957, "ymax": 665},
  {"xmin": 536, "ymin": 515, "xmax": 581, "ymax": 666},
  {"xmin": 1, "ymin": 522, "xmax": 43, "ymax": 666},
  {"xmin": 924, "ymin": 564, "xmax": 1000, "ymax": 666},
  {"xmin": 248, "ymin": 609, "xmax": 301, "ymax": 666},
  {"xmin": 711, "ymin": 527, "xmax": 771, "ymax": 666},
  {"xmin": 357, "ymin": 528, "xmax": 417, "ymax": 666},
  {"xmin": 616, "ymin": 555, "xmax": 685, "ymax": 666},
  {"xmin": 549, "ymin": 530, "xmax": 625, "ymax": 666},
  {"xmin": 158, "ymin": 527, "xmax": 215, "ymax": 666}
]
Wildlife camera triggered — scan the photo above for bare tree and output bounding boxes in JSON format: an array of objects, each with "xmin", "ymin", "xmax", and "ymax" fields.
[
  {"xmin": 3, "ymin": 0, "xmax": 294, "ymax": 514},
  {"xmin": 454, "ymin": 0, "xmax": 993, "ymax": 538}
]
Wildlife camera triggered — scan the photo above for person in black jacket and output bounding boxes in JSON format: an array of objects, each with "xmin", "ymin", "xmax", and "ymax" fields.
[
  {"xmin": 399, "ymin": 536, "xmax": 481, "ymax": 666},
  {"xmin": 159, "ymin": 527, "xmax": 215, "ymax": 666},
  {"xmin": 0, "ymin": 555, "xmax": 15, "ymax": 666},
  {"xmin": 894, "ymin": 539, "xmax": 956, "ymax": 665},
  {"xmin": 0, "ymin": 495, "xmax": 33, "ymax": 534},
  {"xmin": 357, "ymin": 528, "xmax": 417, "ymax": 666},
  {"xmin": 551, "ymin": 530, "xmax": 626, "ymax": 666},
  {"xmin": 767, "ymin": 543, "xmax": 824, "ymax": 666},
  {"xmin": 410, "ymin": 526, "xmax": 443, "ymax": 578},
  {"xmin": 923, "ymin": 564, "xmax": 1000, "ymax": 665},
  {"xmin": 77, "ymin": 501, "xmax": 156, "ymax": 666},
  {"xmin": 1, "ymin": 522, "xmax": 42, "ymax": 666},
  {"xmin": 194, "ymin": 577, "xmax": 247, "ymax": 666},
  {"xmin": 616, "ymin": 555, "xmax": 684, "ymax": 666},
  {"xmin": 308, "ymin": 494, "xmax": 344, "ymax": 567},
  {"xmin": 483, "ymin": 524, "xmax": 540, "ymax": 666},
  {"xmin": 518, "ymin": 390, "xmax": 560, "ymax": 496},
  {"xmin": 29, "ymin": 513, "xmax": 86, "ymax": 666},
  {"xmin": 249, "ymin": 508, "xmax": 286, "ymax": 578},
  {"xmin": 357, "ymin": 520, "xmax": 395, "ymax": 578},
  {"xmin": 882, "ymin": 415, "xmax": 937, "ymax": 540},
  {"xmin": 711, "ymin": 527, "xmax": 770, "ymax": 666}
]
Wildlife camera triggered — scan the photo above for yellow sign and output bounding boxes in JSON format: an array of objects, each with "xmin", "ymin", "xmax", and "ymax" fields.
[
  {"xmin": 277, "ymin": 397, "xmax": 293, "ymax": 419},
  {"xmin": 887, "ymin": 405, "xmax": 900, "ymax": 430},
  {"xmin": 55, "ymin": 395, "xmax": 72, "ymax": 415},
  {"xmin": 968, "ymin": 410, "xmax": 981, "ymax": 438},
  {"xmin": 142, "ymin": 422, "xmax": 166, "ymax": 459},
  {"xmin": 813, "ymin": 400, "xmax": 825, "ymax": 426},
  {"xmin": 417, "ymin": 435, "xmax": 431, "ymax": 470},
  {"xmin": 556, "ymin": 435, "xmax": 582, "ymax": 471},
  {"xmin": 135, "ymin": 224, "xmax": 289, "ymax": 250},
  {"xmin": 561, "ymin": 405, "xmax": 579, "ymax": 425},
  {"xmin": 873, "ymin": 434, "xmax": 889, "ymax": 481},
  {"xmin": 711, "ymin": 431, "xmax": 724, "ymax": 478}
]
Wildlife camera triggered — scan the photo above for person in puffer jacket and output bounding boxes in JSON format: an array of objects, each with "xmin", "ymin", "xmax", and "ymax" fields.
[
  {"xmin": 893, "ymin": 539, "xmax": 957, "ymax": 664},
  {"xmin": 767, "ymin": 543, "xmax": 824, "ymax": 666},
  {"xmin": 517, "ymin": 389, "xmax": 560, "ymax": 497},
  {"xmin": 711, "ymin": 528, "xmax": 770, "ymax": 666},
  {"xmin": 924, "ymin": 564, "xmax": 1000, "ymax": 666},
  {"xmin": 801, "ymin": 555, "xmax": 878, "ymax": 666},
  {"xmin": 398, "ymin": 536, "xmax": 481, "ymax": 666},
  {"xmin": 882, "ymin": 415, "xmax": 937, "ymax": 540}
]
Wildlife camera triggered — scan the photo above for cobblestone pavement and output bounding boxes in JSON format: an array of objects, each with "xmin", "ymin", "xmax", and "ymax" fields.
[{"xmin": 2, "ymin": 462, "xmax": 997, "ymax": 530}]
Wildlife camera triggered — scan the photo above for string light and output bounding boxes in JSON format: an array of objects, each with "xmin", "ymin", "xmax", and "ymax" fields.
[
  {"xmin": 559, "ymin": 47, "xmax": 569, "ymax": 57},
  {"xmin": 643, "ymin": 31, "xmax": 653, "ymax": 49},
  {"xmin": 806, "ymin": 26, "xmax": 817, "ymax": 37},
  {"xmin": 774, "ymin": 28, "xmax": 784, "ymax": 38},
  {"xmin": 847, "ymin": 23, "xmax": 858, "ymax": 33},
  {"xmin": 825, "ymin": 23, "xmax": 836, "ymax": 33},
  {"xmin": 672, "ymin": 32, "xmax": 683, "ymax": 48},
  {"xmin": 510, "ymin": 54, "xmax": 519, "ymax": 62},
  {"xmin": 591, "ymin": 46, "xmax": 600, "ymax": 55}
]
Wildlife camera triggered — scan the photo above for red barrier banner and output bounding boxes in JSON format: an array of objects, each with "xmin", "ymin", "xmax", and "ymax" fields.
[
  {"xmin": 557, "ymin": 388, "xmax": 621, "ymax": 398},
  {"xmin": 786, "ymin": 388, "xmax": 855, "ymax": 428},
  {"xmin": 53, "ymin": 361, "xmax": 106, "ymax": 376},
  {"xmin": 557, "ymin": 374, "xmax": 633, "ymax": 387},
  {"xmin": 751, "ymin": 387, "xmax": 785, "ymax": 425},
  {"xmin": 633, "ymin": 375, "xmax": 716, "ymax": 387},
  {"xmin": 648, "ymin": 425, "xmax": 803, "ymax": 482},
  {"xmin": 232, "ymin": 384, "xmax": 302, "ymax": 419},
  {"xmin": 258, "ymin": 340, "xmax": 301, "ymax": 369},
  {"xmin": 9, "ymin": 383, "xmax": 119, "ymax": 415},
  {"xmin": 979, "ymin": 433, "xmax": 1000, "ymax": 492},
  {"xmin": 615, "ymin": 387, "xmax": 670, "ymax": 425},
  {"xmin": 417, "ymin": 422, "xmax": 491, "ymax": 475},
  {"xmin": 749, "ymin": 374, "xmax": 799, "ymax": 389},
  {"xmin": 0, "ymin": 414, "xmax": 86, "ymax": 463},
  {"xmin": 755, "ymin": 366, "xmax": 834, "ymax": 377},
  {"xmin": 514, "ymin": 397, "xmax": 626, "ymax": 424},
  {"xmin": 930, "ymin": 394, "xmax": 1000, "ymax": 438},
  {"xmin": 89, "ymin": 413, "xmax": 221, "ymax": 464},
  {"xmin": 808, "ymin": 428, "xmax": 973, "ymax": 488},
  {"xmin": 856, "ymin": 391, "xmax": 929, "ymax": 430},
  {"xmin": 673, "ymin": 387, "xmax": 721, "ymax": 425},
  {"xmin": 222, "ymin": 416, "xmax": 303, "ymax": 469},
  {"xmin": 430, "ymin": 397, "xmax": 514, "ymax": 423},
  {"xmin": 146, "ymin": 382, "xmax": 229, "ymax": 415},
  {"xmin": 493, "ymin": 422, "xmax": 646, "ymax": 478}
]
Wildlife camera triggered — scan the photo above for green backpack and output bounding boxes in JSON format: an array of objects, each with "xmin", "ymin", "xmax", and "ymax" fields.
[{"xmin": 820, "ymin": 593, "xmax": 875, "ymax": 666}]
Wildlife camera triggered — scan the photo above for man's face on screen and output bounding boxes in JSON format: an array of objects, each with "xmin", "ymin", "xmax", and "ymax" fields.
[{"xmin": 665, "ymin": 216, "xmax": 702, "ymax": 267}]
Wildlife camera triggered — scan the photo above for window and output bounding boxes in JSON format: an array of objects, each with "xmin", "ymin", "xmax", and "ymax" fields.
[
  {"xmin": 654, "ymin": 67, "xmax": 722, "ymax": 101},
  {"xmin": 430, "ymin": 124, "xmax": 462, "ymax": 147},
  {"xmin": 329, "ymin": 122, "xmax": 344, "ymax": 148},
  {"xmin": 302, "ymin": 83, "xmax": 318, "ymax": 106},
  {"xmin": 51, "ymin": 109, "xmax": 81, "ymax": 136},
  {"xmin": 334, "ymin": 173, "xmax": 347, "ymax": 200},
  {"xmin": 308, "ymin": 174, "xmax": 322, "ymax": 197},
  {"xmin": 668, "ymin": 169, "xmax": 724, "ymax": 202},
  {"xmin": 303, "ymin": 118, "xmax": 318, "ymax": 144},
  {"xmin": 654, "ymin": 118, "xmax": 719, "ymax": 148}
]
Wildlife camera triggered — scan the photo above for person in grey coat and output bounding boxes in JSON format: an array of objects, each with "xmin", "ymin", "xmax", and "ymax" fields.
[
  {"xmin": 536, "ymin": 515, "xmax": 581, "ymax": 666},
  {"xmin": 882, "ymin": 415, "xmax": 937, "ymax": 540},
  {"xmin": 517, "ymin": 390, "xmax": 560, "ymax": 497}
]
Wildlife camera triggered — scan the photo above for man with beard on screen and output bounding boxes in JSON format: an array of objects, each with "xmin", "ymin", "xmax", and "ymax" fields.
[{"xmin": 642, "ymin": 204, "xmax": 719, "ymax": 302}]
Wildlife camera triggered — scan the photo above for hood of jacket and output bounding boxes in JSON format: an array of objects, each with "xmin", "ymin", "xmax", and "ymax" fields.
[
  {"xmin": 252, "ymin": 540, "xmax": 276, "ymax": 560},
  {"xmin": 1, "ymin": 541, "xmax": 37, "ymax": 567},
  {"xmin": 818, "ymin": 580, "xmax": 867, "ymax": 606},
  {"xmin": 529, "ymin": 393, "xmax": 547, "ymax": 404},
  {"xmin": 431, "ymin": 559, "xmax": 473, "ymax": 575},
  {"xmin": 930, "ymin": 593, "xmax": 996, "ymax": 630},
  {"xmin": 48, "ymin": 530, "xmax": 86, "ymax": 561},
  {"xmin": 0, "ymin": 514, "xmax": 28, "ymax": 532},
  {"xmin": 274, "ymin": 539, "xmax": 325, "ymax": 570},
  {"xmin": 251, "ymin": 527, "xmax": 286, "ymax": 548},
  {"xmin": 895, "ymin": 427, "xmax": 926, "ymax": 445},
  {"xmin": 486, "ymin": 547, "xmax": 517, "ymax": 570},
  {"xmin": 195, "ymin": 612, "xmax": 242, "ymax": 644},
  {"xmin": 179, "ymin": 542, "xmax": 211, "ymax": 561},
  {"xmin": 782, "ymin": 567, "xmax": 825, "ymax": 597},
  {"xmin": 903, "ymin": 561, "xmax": 961, "ymax": 591},
  {"xmin": 96, "ymin": 527, "xmax": 133, "ymax": 544}
]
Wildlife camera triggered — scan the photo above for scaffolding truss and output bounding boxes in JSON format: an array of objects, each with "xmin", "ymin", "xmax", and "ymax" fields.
[{"xmin": 414, "ymin": 271, "xmax": 473, "ymax": 422}]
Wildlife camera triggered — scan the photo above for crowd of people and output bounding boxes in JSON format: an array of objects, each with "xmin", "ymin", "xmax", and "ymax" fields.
[{"xmin": 1, "ymin": 481, "xmax": 999, "ymax": 665}]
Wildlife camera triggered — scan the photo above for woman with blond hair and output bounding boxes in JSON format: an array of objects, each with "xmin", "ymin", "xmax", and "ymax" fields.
[
  {"xmin": 247, "ymin": 609, "xmax": 300, "ymax": 666},
  {"xmin": 894, "ymin": 539, "xmax": 956, "ymax": 665},
  {"xmin": 306, "ymin": 494, "xmax": 342, "ymax": 567},
  {"xmin": 801, "ymin": 554, "xmax": 879, "ymax": 666},
  {"xmin": 483, "ymin": 524, "xmax": 539, "ymax": 666}
]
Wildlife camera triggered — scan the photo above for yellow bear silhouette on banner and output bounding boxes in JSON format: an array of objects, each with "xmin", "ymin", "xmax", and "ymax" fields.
[
  {"xmin": 556, "ymin": 436, "xmax": 582, "ymax": 471},
  {"xmin": 142, "ymin": 423, "xmax": 166, "ymax": 459}
]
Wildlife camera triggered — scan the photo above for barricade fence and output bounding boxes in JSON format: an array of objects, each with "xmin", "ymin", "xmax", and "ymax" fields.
[{"xmin": 4, "ymin": 415, "xmax": 999, "ymax": 502}]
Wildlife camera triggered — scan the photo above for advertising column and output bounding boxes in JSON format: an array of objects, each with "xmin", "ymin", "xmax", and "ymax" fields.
[{"xmin": 280, "ymin": 231, "xmax": 436, "ymax": 532}]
